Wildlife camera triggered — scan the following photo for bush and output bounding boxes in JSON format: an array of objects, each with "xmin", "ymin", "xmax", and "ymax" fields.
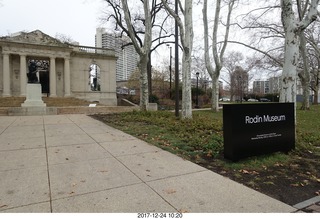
[{"xmin": 149, "ymin": 94, "xmax": 159, "ymax": 103}]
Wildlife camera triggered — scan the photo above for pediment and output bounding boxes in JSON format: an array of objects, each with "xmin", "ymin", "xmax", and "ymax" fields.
[{"xmin": 1, "ymin": 30, "xmax": 68, "ymax": 47}]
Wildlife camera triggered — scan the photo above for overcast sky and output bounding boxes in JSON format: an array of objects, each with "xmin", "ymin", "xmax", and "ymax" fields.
[{"xmin": 0, "ymin": 0, "xmax": 105, "ymax": 47}]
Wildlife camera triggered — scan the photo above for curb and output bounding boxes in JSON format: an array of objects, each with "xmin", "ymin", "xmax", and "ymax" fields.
[{"xmin": 293, "ymin": 196, "xmax": 320, "ymax": 212}]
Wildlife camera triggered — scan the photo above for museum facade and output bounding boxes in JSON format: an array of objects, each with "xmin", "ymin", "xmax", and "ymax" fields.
[{"xmin": 0, "ymin": 30, "xmax": 117, "ymax": 105}]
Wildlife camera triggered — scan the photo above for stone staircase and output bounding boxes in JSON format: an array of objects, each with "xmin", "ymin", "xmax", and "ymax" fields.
[{"xmin": 0, "ymin": 97, "xmax": 139, "ymax": 116}]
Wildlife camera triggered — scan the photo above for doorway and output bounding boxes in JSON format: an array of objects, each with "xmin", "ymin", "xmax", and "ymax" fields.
[
  {"xmin": 39, "ymin": 70, "xmax": 49, "ymax": 94},
  {"xmin": 27, "ymin": 59, "xmax": 50, "ymax": 95}
]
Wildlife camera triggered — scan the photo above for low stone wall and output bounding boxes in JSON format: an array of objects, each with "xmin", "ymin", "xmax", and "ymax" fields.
[
  {"xmin": 56, "ymin": 106, "xmax": 139, "ymax": 115},
  {"xmin": 0, "ymin": 107, "xmax": 10, "ymax": 116},
  {"xmin": 2, "ymin": 106, "xmax": 139, "ymax": 116}
]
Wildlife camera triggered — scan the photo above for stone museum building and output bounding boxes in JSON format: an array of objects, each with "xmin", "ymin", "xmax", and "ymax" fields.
[{"xmin": 0, "ymin": 30, "xmax": 117, "ymax": 105}]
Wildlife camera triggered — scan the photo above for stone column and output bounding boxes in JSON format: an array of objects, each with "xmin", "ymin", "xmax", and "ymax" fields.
[
  {"xmin": 64, "ymin": 58, "xmax": 71, "ymax": 97},
  {"xmin": 20, "ymin": 54, "xmax": 27, "ymax": 96},
  {"xmin": 49, "ymin": 56, "xmax": 57, "ymax": 97},
  {"xmin": 2, "ymin": 52, "xmax": 11, "ymax": 97}
]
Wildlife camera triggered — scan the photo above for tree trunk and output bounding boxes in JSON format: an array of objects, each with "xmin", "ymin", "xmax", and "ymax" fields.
[
  {"xmin": 280, "ymin": 0, "xmax": 319, "ymax": 105},
  {"xmin": 203, "ymin": 0, "xmax": 234, "ymax": 112},
  {"xmin": 300, "ymin": 75, "xmax": 310, "ymax": 110},
  {"xmin": 299, "ymin": 33, "xmax": 310, "ymax": 110},
  {"xmin": 147, "ymin": 52, "xmax": 152, "ymax": 96},
  {"xmin": 280, "ymin": 0, "xmax": 299, "ymax": 104},
  {"xmin": 211, "ymin": 72, "xmax": 219, "ymax": 111},
  {"xmin": 181, "ymin": 0, "xmax": 193, "ymax": 119},
  {"xmin": 121, "ymin": 0, "xmax": 152, "ymax": 111},
  {"xmin": 314, "ymin": 88, "xmax": 319, "ymax": 104},
  {"xmin": 139, "ymin": 54, "xmax": 149, "ymax": 111}
]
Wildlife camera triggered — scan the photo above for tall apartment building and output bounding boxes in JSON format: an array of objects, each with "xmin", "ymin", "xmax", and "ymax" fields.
[
  {"xmin": 252, "ymin": 77, "xmax": 281, "ymax": 95},
  {"xmin": 95, "ymin": 28, "xmax": 139, "ymax": 81},
  {"xmin": 253, "ymin": 80, "xmax": 270, "ymax": 94},
  {"xmin": 268, "ymin": 76, "xmax": 281, "ymax": 94}
]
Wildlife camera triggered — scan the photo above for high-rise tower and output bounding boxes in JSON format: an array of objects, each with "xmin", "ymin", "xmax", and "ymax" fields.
[{"xmin": 95, "ymin": 28, "xmax": 139, "ymax": 81}]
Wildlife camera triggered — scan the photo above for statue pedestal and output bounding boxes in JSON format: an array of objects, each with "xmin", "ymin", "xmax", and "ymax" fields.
[{"xmin": 21, "ymin": 83, "xmax": 46, "ymax": 107}]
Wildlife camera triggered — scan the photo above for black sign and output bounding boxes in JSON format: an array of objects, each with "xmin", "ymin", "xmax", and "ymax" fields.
[{"xmin": 223, "ymin": 103, "xmax": 295, "ymax": 161}]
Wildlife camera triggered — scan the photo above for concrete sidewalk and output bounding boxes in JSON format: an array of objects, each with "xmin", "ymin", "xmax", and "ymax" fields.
[{"xmin": 0, "ymin": 114, "xmax": 297, "ymax": 213}]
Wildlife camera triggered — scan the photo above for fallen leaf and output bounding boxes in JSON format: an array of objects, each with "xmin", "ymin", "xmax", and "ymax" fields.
[
  {"xmin": 240, "ymin": 169, "xmax": 249, "ymax": 174},
  {"xmin": 274, "ymin": 163, "xmax": 283, "ymax": 167},
  {"xmin": 290, "ymin": 164, "xmax": 299, "ymax": 168},
  {"xmin": 164, "ymin": 189, "xmax": 176, "ymax": 194},
  {"xmin": 99, "ymin": 170, "xmax": 108, "ymax": 173}
]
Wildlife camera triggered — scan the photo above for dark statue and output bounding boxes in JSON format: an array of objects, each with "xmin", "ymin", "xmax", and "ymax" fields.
[{"xmin": 27, "ymin": 61, "xmax": 39, "ymax": 83}]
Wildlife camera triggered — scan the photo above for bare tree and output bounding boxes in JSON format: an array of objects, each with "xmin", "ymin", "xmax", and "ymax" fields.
[
  {"xmin": 224, "ymin": 1, "xmax": 318, "ymax": 111},
  {"xmin": 102, "ymin": 0, "xmax": 174, "ymax": 109},
  {"xmin": 102, "ymin": 0, "xmax": 153, "ymax": 111},
  {"xmin": 280, "ymin": 0, "xmax": 319, "ymax": 105},
  {"xmin": 162, "ymin": 0, "xmax": 194, "ymax": 119},
  {"xmin": 203, "ymin": 0, "xmax": 236, "ymax": 112},
  {"xmin": 306, "ymin": 21, "xmax": 320, "ymax": 104},
  {"xmin": 55, "ymin": 33, "xmax": 75, "ymax": 44}
]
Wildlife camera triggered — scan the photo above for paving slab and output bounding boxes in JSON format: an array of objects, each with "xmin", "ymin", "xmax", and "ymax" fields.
[
  {"xmin": 1, "ymin": 124, "xmax": 44, "ymax": 138},
  {"xmin": 44, "ymin": 123, "xmax": 85, "ymax": 136},
  {"xmin": 46, "ymin": 133, "xmax": 96, "ymax": 147},
  {"xmin": 43, "ymin": 115, "xmax": 74, "ymax": 125},
  {"xmin": 0, "ymin": 126, "xmax": 7, "ymax": 134},
  {"xmin": 147, "ymin": 170, "xmax": 295, "ymax": 213},
  {"xmin": 47, "ymin": 143, "xmax": 113, "ymax": 165},
  {"xmin": 0, "ymin": 116, "xmax": 16, "ymax": 127},
  {"xmin": 10, "ymin": 116, "xmax": 44, "ymax": 126},
  {"xmin": 0, "ymin": 136, "xmax": 45, "ymax": 151},
  {"xmin": 0, "ymin": 166, "xmax": 50, "ymax": 211},
  {"xmin": 48, "ymin": 158, "xmax": 141, "ymax": 200},
  {"xmin": 0, "ymin": 114, "xmax": 298, "ymax": 213},
  {"xmin": 1, "ymin": 202, "xmax": 51, "ymax": 213},
  {"xmin": 89, "ymin": 132, "xmax": 136, "ymax": 143},
  {"xmin": 0, "ymin": 148, "xmax": 47, "ymax": 171},
  {"xmin": 117, "ymin": 150, "xmax": 207, "ymax": 182},
  {"xmin": 76, "ymin": 123, "xmax": 118, "ymax": 134},
  {"xmin": 52, "ymin": 183, "xmax": 176, "ymax": 213},
  {"xmin": 100, "ymin": 139, "xmax": 161, "ymax": 156},
  {"xmin": 67, "ymin": 114, "xmax": 102, "ymax": 124}
]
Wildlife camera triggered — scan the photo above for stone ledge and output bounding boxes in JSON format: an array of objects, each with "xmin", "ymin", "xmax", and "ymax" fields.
[
  {"xmin": 2, "ymin": 106, "xmax": 139, "ymax": 116},
  {"xmin": 8, "ymin": 107, "xmax": 56, "ymax": 116},
  {"xmin": 56, "ymin": 106, "xmax": 139, "ymax": 115}
]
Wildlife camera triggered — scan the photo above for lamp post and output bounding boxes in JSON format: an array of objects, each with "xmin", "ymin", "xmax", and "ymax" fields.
[
  {"xmin": 196, "ymin": 72, "xmax": 200, "ymax": 108},
  {"xmin": 174, "ymin": 0, "xmax": 179, "ymax": 117},
  {"xmin": 239, "ymin": 75, "xmax": 243, "ymax": 103},
  {"xmin": 167, "ymin": 44, "xmax": 172, "ymax": 98}
]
